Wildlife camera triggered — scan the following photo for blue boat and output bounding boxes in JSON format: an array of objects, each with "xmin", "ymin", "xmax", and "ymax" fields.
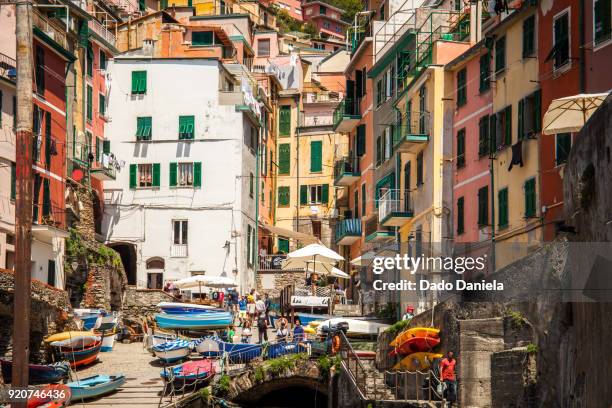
[
  {"xmin": 266, "ymin": 342, "xmax": 305, "ymax": 359},
  {"xmin": 67, "ymin": 374, "xmax": 125, "ymax": 402},
  {"xmin": 160, "ymin": 359, "xmax": 215, "ymax": 384},
  {"xmin": 80, "ymin": 314, "xmax": 101, "ymax": 330},
  {"xmin": 218, "ymin": 341, "xmax": 262, "ymax": 363},
  {"xmin": 295, "ymin": 313, "xmax": 332, "ymax": 326},
  {"xmin": 155, "ymin": 312, "xmax": 233, "ymax": 330},
  {"xmin": 157, "ymin": 302, "xmax": 222, "ymax": 314},
  {"xmin": 152, "ymin": 339, "xmax": 193, "ymax": 363},
  {"xmin": 0, "ymin": 360, "xmax": 70, "ymax": 385}
]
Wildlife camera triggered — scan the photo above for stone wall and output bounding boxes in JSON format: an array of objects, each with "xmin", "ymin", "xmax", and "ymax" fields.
[
  {"xmin": 255, "ymin": 270, "xmax": 304, "ymax": 299},
  {"xmin": 490, "ymin": 347, "xmax": 537, "ymax": 408},
  {"xmin": 122, "ymin": 286, "xmax": 178, "ymax": 322}
]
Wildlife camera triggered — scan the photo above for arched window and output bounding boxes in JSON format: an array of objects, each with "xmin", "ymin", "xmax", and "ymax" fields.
[{"xmin": 146, "ymin": 257, "xmax": 165, "ymax": 270}]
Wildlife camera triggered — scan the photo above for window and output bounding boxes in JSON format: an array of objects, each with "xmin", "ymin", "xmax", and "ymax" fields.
[
  {"xmin": 522, "ymin": 15, "xmax": 536, "ymax": 57},
  {"xmin": 173, "ymin": 220, "xmax": 188, "ymax": 245},
  {"xmin": 278, "ymin": 143, "xmax": 290, "ymax": 174},
  {"xmin": 86, "ymin": 85, "xmax": 93, "ymax": 121},
  {"xmin": 279, "ymin": 105, "xmax": 291, "ymax": 136},
  {"xmin": 552, "ymin": 12, "xmax": 570, "ymax": 69},
  {"xmin": 361, "ymin": 183, "xmax": 366, "ymax": 216},
  {"xmin": 356, "ymin": 124, "xmax": 366, "ymax": 156},
  {"xmin": 353, "ymin": 189, "xmax": 359, "ymax": 218},
  {"xmin": 555, "ymin": 133, "xmax": 571, "ymax": 165},
  {"xmin": 170, "ymin": 162, "xmax": 201, "ymax": 187},
  {"xmin": 192, "ymin": 31, "xmax": 213, "ymax": 46},
  {"xmin": 310, "ymin": 185, "xmax": 322, "ymax": 204},
  {"xmin": 524, "ymin": 178, "xmax": 536, "ymax": 217},
  {"xmin": 99, "ymin": 50, "xmax": 107, "ymax": 70},
  {"xmin": 498, "ymin": 187, "xmax": 508, "ymax": 228},
  {"xmin": 456, "ymin": 128, "xmax": 466, "ymax": 168},
  {"xmin": 594, "ymin": 0, "xmax": 611, "ymax": 44},
  {"xmin": 300, "ymin": 184, "xmax": 329, "ymax": 205},
  {"xmin": 376, "ymin": 79, "xmax": 383, "ymax": 107},
  {"xmin": 179, "ymin": 115, "xmax": 195, "ymax": 139},
  {"xmin": 323, "ymin": 22, "xmax": 331, "ymax": 29},
  {"xmin": 479, "ymin": 115, "xmax": 490, "ymax": 156},
  {"xmin": 320, "ymin": 4, "xmax": 326, "ymax": 14},
  {"xmin": 479, "ymin": 53, "xmax": 491, "ymax": 92},
  {"xmin": 312, "ymin": 220, "xmax": 322, "ymax": 240},
  {"xmin": 477, "ymin": 186, "xmax": 489, "ymax": 226},
  {"xmin": 278, "ymin": 186, "xmax": 290, "ymax": 206},
  {"xmin": 99, "ymin": 93, "xmax": 106, "ymax": 117},
  {"xmin": 457, "ymin": 68, "xmax": 467, "ymax": 107},
  {"xmin": 129, "ymin": 163, "xmax": 160, "ymax": 188},
  {"xmin": 258, "ymin": 39, "xmax": 271, "ymax": 56},
  {"xmin": 496, "ymin": 105, "xmax": 512, "ymax": 148},
  {"xmin": 518, "ymin": 90, "xmax": 541, "ymax": 139},
  {"xmin": 86, "ymin": 42, "xmax": 93, "ymax": 76},
  {"xmin": 10, "ymin": 162, "xmax": 16, "ymax": 200},
  {"xmin": 278, "ymin": 238, "xmax": 289, "ymax": 253},
  {"xmin": 136, "ymin": 116, "xmax": 152, "ymax": 140},
  {"xmin": 249, "ymin": 172, "xmax": 254, "ymax": 197},
  {"xmin": 495, "ymin": 36, "xmax": 506, "ymax": 73},
  {"xmin": 457, "ymin": 196, "xmax": 464, "ymax": 235},
  {"xmin": 416, "ymin": 152, "xmax": 423, "ymax": 186},
  {"xmin": 131, "ymin": 71, "xmax": 147, "ymax": 94},
  {"xmin": 310, "ymin": 140, "xmax": 322, "ymax": 172}
]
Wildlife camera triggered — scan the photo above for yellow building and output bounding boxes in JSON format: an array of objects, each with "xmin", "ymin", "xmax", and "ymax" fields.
[{"xmin": 487, "ymin": 6, "xmax": 542, "ymax": 270}]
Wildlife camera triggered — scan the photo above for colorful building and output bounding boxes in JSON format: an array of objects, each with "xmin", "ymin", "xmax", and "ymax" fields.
[{"xmin": 301, "ymin": 1, "xmax": 349, "ymax": 41}]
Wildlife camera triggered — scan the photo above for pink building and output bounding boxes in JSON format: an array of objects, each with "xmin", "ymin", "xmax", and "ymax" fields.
[
  {"xmin": 446, "ymin": 42, "xmax": 493, "ymax": 277},
  {"xmin": 265, "ymin": 0, "xmax": 303, "ymax": 21},
  {"xmin": 302, "ymin": 1, "xmax": 349, "ymax": 41}
]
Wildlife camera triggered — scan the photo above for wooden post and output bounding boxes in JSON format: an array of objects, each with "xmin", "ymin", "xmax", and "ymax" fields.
[{"xmin": 12, "ymin": 0, "xmax": 34, "ymax": 397}]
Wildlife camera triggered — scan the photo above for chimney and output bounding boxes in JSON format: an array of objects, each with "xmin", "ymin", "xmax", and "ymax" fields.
[{"xmin": 142, "ymin": 39, "xmax": 155, "ymax": 56}]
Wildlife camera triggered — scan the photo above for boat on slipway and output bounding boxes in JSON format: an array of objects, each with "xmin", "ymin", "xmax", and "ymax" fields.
[
  {"xmin": 1, "ymin": 360, "xmax": 70, "ymax": 385},
  {"xmin": 53, "ymin": 341, "xmax": 102, "ymax": 368},
  {"xmin": 157, "ymin": 302, "xmax": 222, "ymax": 314},
  {"xmin": 160, "ymin": 359, "xmax": 216, "ymax": 385},
  {"xmin": 152, "ymin": 339, "xmax": 193, "ymax": 363},
  {"xmin": 312, "ymin": 318, "xmax": 390, "ymax": 338},
  {"xmin": 155, "ymin": 312, "xmax": 233, "ymax": 330},
  {"xmin": 67, "ymin": 374, "xmax": 126, "ymax": 402}
]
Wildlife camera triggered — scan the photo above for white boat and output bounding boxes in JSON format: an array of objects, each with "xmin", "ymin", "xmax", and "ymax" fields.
[
  {"xmin": 50, "ymin": 335, "xmax": 101, "ymax": 349},
  {"xmin": 195, "ymin": 338, "xmax": 220, "ymax": 356},
  {"xmin": 100, "ymin": 334, "xmax": 115, "ymax": 352},
  {"xmin": 152, "ymin": 339, "xmax": 192, "ymax": 363},
  {"xmin": 315, "ymin": 318, "xmax": 390, "ymax": 338},
  {"xmin": 145, "ymin": 331, "xmax": 177, "ymax": 354}
]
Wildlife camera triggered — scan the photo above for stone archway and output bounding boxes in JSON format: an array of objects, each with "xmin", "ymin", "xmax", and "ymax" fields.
[
  {"xmin": 108, "ymin": 243, "xmax": 137, "ymax": 285},
  {"xmin": 233, "ymin": 376, "xmax": 328, "ymax": 407}
]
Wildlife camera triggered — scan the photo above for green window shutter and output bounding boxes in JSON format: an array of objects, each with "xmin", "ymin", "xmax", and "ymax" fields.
[
  {"xmin": 278, "ymin": 186, "xmax": 289, "ymax": 206},
  {"xmin": 96, "ymin": 137, "xmax": 101, "ymax": 162},
  {"xmin": 44, "ymin": 111, "xmax": 52, "ymax": 166},
  {"xmin": 102, "ymin": 140, "xmax": 111, "ymax": 154},
  {"xmin": 457, "ymin": 68, "xmax": 467, "ymax": 107},
  {"xmin": 495, "ymin": 36, "xmax": 505, "ymax": 73},
  {"xmin": 131, "ymin": 71, "xmax": 139, "ymax": 93},
  {"xmin": 310, "ymin": 140, "xmax": 322, "ymax": 172},
  {"xmin": 533, "ymin": 89, "xmax": 541, "ymax": 133},
  {"xmin": 361, "ymin": 183, "xmax": 366, "ymax": 216},
  {"xmin": 136, "ymin": 117, "xmax": 152, "ymax": 140},
  {"xmin": 489, "ymin": 113, "xmax": 497, "ymax": 153},
  {"xmin": 524, "ymin": 178, "xmax": 536, "ymax": 217},
  {"xmin": 194, "ymin": 162, "xmax": 202, "ymax": 187},
  {"xmin": 457, "ymin": 128, "xmax": 465, "ymax": 168},
  {"xmin": 498, "ymin": 188, "xmax": 508, "ymax": 228},
  {"xmin": 479, "ymin": 53, "xmax": 490, "ymax": 92},
  {"xmin": 42, "ymin": 178, "xmax": 51, "ymax": 216},
  {"xmin": 457, "ymin": 196, "xmax": 464, "ymax": 235},
  {"xmin": 555, "ymin": 132, "xmax": 571, "ymax": 165},
  {"xmin": 192, "ymin": 31, "xmax": 214, "ymax": 46},
  {"xmin": 300, "ymin": 185, "xmax": 307, "ymax": 205},
  {"xmin": 129, "ymin": 164, "xmax": 137, "ymax": 189},
  {"xmin": 138, "ymin": 0, "xmax": 145, "ymax": 11},
  {"xmin": 131, "ymin": 71, "xmax": 147, "ymax": 94},
  {"xmin": 86, "ymin": 85, "xmax": 93, "ymax": 121},
  {"xmin": 99, "ymin": 94, "xmax": 106, "ymax": 116},
  {"xmin": 478, "ymin": 186, "xmax": 488, "ymax": 225},
  {"xmin": 356, "ymin": 124, "xmax": 365, "ymax": 156},
  {"xmin": 10, "ymin": 162, "xmax": 16, "ymax": 200},
  {"xmin": 279, "ymin": 143, "xmax": 290, "ymax": 174},
  {"xmin": 179, "ymin": 116, "xmax": 195, "ymax": 139},
  {"xmin": 100, "ymin": 51, "xmax": 107, "ymax": 70},
  {"xmin": 321, "ymin": 184, "xmax": 329, "ymax": 204},
  {"xmin": 278, "ymin": 238, "xmax": 289, "ymax": 253},
  {"xmin": 169, "ymin": 162, "xmax": 177, "ymax": 187},
  {"xmin": 32, "ymin": 175, "xmax": 41, "ymax": 221},
  {"xmin": 479, "ymin": 115, "xmax": 489, "ymax": 156},
  {"xmin": 152, "ymin": 163, "xmax": 161, "ymax": 187},
  {"xmin": 522, "ymin": 16, "xmax": 535, "ymax": 57},
  {"xmin": 504, "ymin": 105, "xmax": 512, "ymax": 146},
  {"xmin": 518, "ymin": 99, "xmax": 524, "ymax": 140},
  {"xmin": 279, "ymin": 106, "xmax": 291, "ymax": 136}
]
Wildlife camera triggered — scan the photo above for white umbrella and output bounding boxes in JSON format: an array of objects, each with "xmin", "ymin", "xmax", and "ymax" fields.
[
  {"xmin": 350, "ymin": 251, "xmax": 375, "ymax": 266},
  {"xmin": 173, "ymin": 275, "xmax": 210, "ymax": 290},
  {"xmin": 285, "ymin": 259, "xmax": 337, "ymax": 275},
  {"xmin": 285, "ymin": 243, "xmax": 344, "ymax": 263},
  {"xmin": 203, "ymin": 276, "xmax": 238, "ymax": 288},
  {"xmin": 330, "ymin": 267, "xmax": 350, "ymax": 279},
  {"xmin": 542, "ymin": 93, "xmax": 608, "ymax": 135}
]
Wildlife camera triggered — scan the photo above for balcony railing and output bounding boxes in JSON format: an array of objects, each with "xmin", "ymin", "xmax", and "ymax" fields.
[
  {"xmin": 393, "ymin": 111, "xmax": 430, "ymax": 153},
  {"xmin": 333, "ymin": 98, "xmax": 361, "ymax": 132},
  {"xmin": 88, "ymin": 18, "xmax": 116, "ymax": 47},
  {"xmin": 298, "ymin": 114, "xmax": 334, "ymax": 127},
  {"xmin": 334, "ymin": 156, "xmax": 360, "ymax": 186},
  {"xmin": 294, "ymin": 284, "xmax": 332, "ymax": 297},
  {"xmin": 379, "ymin": 189, "xmax": 413, "ymax": 227},
  {"xmin": 335, "ymin": 218, "xmax": 362, "ymax": 245},
  {"xmin": 72, "ymin": 142, "xmax": 90, "ymax": 164},
  {"xmin": 33, "ymin": 204, "xmax": 66, "ymax": 230},
  {"xmin": 33, "ymin": 9, "xmax": 68, "ymax": 50},
  {"xmin": 364, "ymin": 216, "xmax": 393, "ymax": 242},
  {"xmin": 171, "ymin": 244, "xmax": 188, "ymax": 258},
  {"xmin": 0, "ymin": 52, "xmax": 16, "ymax": 82},
  {"xmin": 91, "ymin": 153, "xmax": 117, "ymax": 180}
]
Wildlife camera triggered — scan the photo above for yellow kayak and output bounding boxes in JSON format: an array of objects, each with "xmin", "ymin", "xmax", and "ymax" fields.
[
  {"xmin": 393, "ymin": 352, "xmax": 443, "ymax": 371},
  {"xmin": 45, "ymin": 331, "xmax": 94, "ymax": 342},
  {"xmin": 309, "ymin": 321, "xmax": 324, "ymax": 328},
  {"xmin": 304, "ymin": 326, "xmax": 317, "ymax": 334},
  {"xmin": 390, "ymin": 327, "xmax": 440, "ymax": 347}
]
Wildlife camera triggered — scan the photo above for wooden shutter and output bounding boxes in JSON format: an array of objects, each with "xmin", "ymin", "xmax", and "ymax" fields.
[
  {"xmin": 152, "ymin": 163, "xmax": 161, "ymax": 187},
  {"xmin": 457, "ymin": 196, "xmax": 464, "ymax": 234},
  {"xmin": 321, "ymin": 184, "xmax": 329, "ymax": 204},
  {"xmin": 533, "ymin": 89, "xmax": 541, "ymax": 132},
  {"xmin": 310, "ymin": 141, "xmax": 322, "ymax": 172},
  {"xmin": 139, "ymin": 71, "xmax": 147, "ymax": 93},
  {"xmin": 498, "ymin": 188, "xmax": 508, "ymax": 227},
  {"xmin": 45, "ymin": 111, "xmax": 52, "ymax": 166},
  {"xmin": 131, "ymin": 71, "xmax": 139, "ymax": 93},
  {"xmin": 489, "ymin": 113, "xmax": 497, "ymax": 153},
  {"xmin": 279, "ymin": 106, "xmax": 291, "ymax": 136},
  {"xmin": 504, "ymin": 105, "xmax": 512, "ymax": 146},
  {"xmin": 103, "ymin": 140, "xmax": 111, "ymax": 154},
  {"xmin": 279, "ymin": 143, "xmax": 290, "ymax": 174},
  {"xmin": 42, "ymin": 178, "xmax": 51, "ymax": 216},
  {"xmin": 478, "ymin": 186, "xmax": 488, "ymax": 225},
  {"xmin": 356, "ymin": 125, "xmax": 365, "ymax": 156},
  {"xmin": 10, "ymin": 162, "xmax": 16, "ymax": 200},
  {"xmin": 518, "ymin": 99, "xmax": 524, "ymax": 140},
  {"xmin": 300, "ymin": 185, "xmax": 307, "ymax": 205},
  {"xmin": 86, "ymin": 85, "xmax": 93, "ymax": 121},
  {"xmin": 169, "ymin": 162, "xmax": 177, "ymax": 187},
  {"xmin": 129, "ymin": 164, "xmax": 137, "ymax": 189},
  {"xmin": 194, "ymin": 162, "xmax": 202, "ymax": 187},
  {"xmin": 32, "ymin": 175, "xmax": 41, "ymax": 222},
  {"xmin": 525, "ymin": 178, "xmax": 536, "ymax": 217}
]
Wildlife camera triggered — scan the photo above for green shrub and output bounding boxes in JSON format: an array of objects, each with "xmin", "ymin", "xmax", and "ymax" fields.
[
  {"xmin": 507, "ymin": 310, "xmax": 525, "ymax": 328},
  {"xmin": 385, "ymin": 319, "xmax": 411, "ymax": 335},
  {"xmin": 526, "ymin": 343, "xmax": 538, "ymax": 354},
  {"xmin": 213, "ymin": 374, "xmax": 231, "ymax": 396}
]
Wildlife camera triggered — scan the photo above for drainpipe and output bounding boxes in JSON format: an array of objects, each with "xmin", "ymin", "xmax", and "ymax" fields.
[
  {"xmin": 579, "ymin": 0, "xmax": 586, "ymax": 92},
  {"xmin": 489, "ymin": 156, "xmax": 496, "ymax": 273},
  {"xmin": 254, "ymin": 116, "xmax": 260, "ymax": 287},
  {"xmin": 295, "ymin": 96, "xmax": 300, "ymax": 236}
]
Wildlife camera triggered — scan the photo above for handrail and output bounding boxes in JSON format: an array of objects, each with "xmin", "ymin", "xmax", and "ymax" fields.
[
  {"xmin": 337, "ymin": 329, "xmax": 369, "ymax": 400},
  {"xmin": 383, "ymin": 368, "xmax": 444, "ymax": 402}
]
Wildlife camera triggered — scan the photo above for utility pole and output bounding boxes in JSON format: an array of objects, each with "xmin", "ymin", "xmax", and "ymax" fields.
[{"xmin": 13, "ymin": 0, "xmax": 34, "ymax": 394}]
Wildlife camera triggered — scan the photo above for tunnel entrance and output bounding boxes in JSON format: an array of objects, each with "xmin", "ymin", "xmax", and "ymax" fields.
[
  {"xmin": 108, "ymin": 243, "xmax": 137, "ymax": 285},
  {"xmin": 245, "ymin": 385, "xmax": 328, "ymax": 408}
]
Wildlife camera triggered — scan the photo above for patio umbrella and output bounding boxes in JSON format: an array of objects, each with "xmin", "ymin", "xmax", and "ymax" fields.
[
  {"xmin": 542, "ymin": 93, "xmax": 609, "ymax": 135},
  {"xmin": 173, "ymin": 275, "xmax": 210, "ymax": 290},
  {"xmin": 285, "ymin": 243, "xmax": 344, "ymax": 263},
  {"xmin": 285, "ymin": 259, "xmax": 337, "ymax": 274},
  {"xmin": 330, "ymin": 267, "xmax": 350, "ymax": 279},
  {"xmin": 203, "ymin": 276, "xmax": 238, "ymax": 288}
]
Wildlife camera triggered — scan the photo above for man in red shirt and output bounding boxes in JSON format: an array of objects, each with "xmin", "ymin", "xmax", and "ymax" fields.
[{"xmin": 439, "ymin": 351, "xmax": 457, "ymax": 404}]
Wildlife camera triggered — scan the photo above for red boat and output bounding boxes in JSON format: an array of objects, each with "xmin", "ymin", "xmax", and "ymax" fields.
[
  {"xmin": 27, "ymin": 384, "xmax": 70, "ymax": 408},
  {"xmin": 55, "ymin": 341, "xmax": 102, "ymax": 368},
  {"xmin": 389, "ymin": 336, "xmax": 440, "ymax": 356}
]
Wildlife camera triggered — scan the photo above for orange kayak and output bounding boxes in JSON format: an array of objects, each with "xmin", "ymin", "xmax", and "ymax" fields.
[
  {"xmin": 390, "ymin": 327, "xmax": 440, "ymax": 347},
  {"xmin": 389, "ymin": 336, "xmax": 440, "ymax": 356}
]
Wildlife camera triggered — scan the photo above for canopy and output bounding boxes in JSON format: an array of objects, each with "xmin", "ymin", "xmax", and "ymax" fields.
[
  {"xmin": 330, "ymin": 267, "xmax": 350, "ymax": 279},
  {"xmin": 350, "ymin": 251, "xmax": 375, "ymax": 266},
  {"xmin": 542, "ymin": 93, "xmax": 608, "ymax": 135},
  {"xmin": 203, "ymin": 276, "xmax": 237, "ymax": 288},
  {"xmin": 260, "ymin": 223, "xmax": 320, "ymax": 245},
  {"xmin": 173, "ymin": 275, "xmax": 210, "ymax": 290},
  {"xmin": 299, "ymin": 260, "xmax": 340, "ymax": 275},
  {"xmin": 286, "ymin": 243, "xmax": 344, "ymax": 263}
]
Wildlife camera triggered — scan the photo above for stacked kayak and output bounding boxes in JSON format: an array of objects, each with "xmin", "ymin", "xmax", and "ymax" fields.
[
  {"xmin": 67, "ymin": 374, "xmax": 125, "ymax": 402},
  {"xmin": 390, "ymin": 327, "xmax": 442, "ymax": 371},
  {"xmin": 155, "ymin": 311, "xmax": 233, "ymax": 330}
]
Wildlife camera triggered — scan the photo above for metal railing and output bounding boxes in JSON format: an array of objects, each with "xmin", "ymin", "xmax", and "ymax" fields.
[
  {"xmin": 337, "ymin": 329, "xmax": 369, "ymax": 399},
  {"xmin": 293, "ymin": 284, "xmax": 332, "ymax": 297},
  {"xmin": 379, "ymin": 189, "xmax": 413, "ymax": 222},
  {"xmin": 258, "ymin": 254, "xmax": 295, "ymax": 271},
  {"xmin": 384, "ymin": 369, "xmax": 444, "ymax": 402},
  {"xmin": 171, "ymin": 244, "xmax": 188, "ymax": 257},
  {"xmin": 91, "ymin": 155, "xmax": 117, "ymax": 179},
  {"xmin": 88, "ymin": 18, "xmax": 116, "ymax": 47},
  {"xmin": 333, "ymin": 156, "xmax": 360, "ymax": 180},
  {"xmin": 33, "ymin": 204, "xmax": 66, "ymax": 229},
  {"xmin": 0, "ymin": 52, "xmax": 16, "ymax": 81},
  {"xmin": 335, "ymin": 218, "xmax": 362, "ymax": 242},
  {"xmin": 33, "ymin": 9, "xmax": 68, "ymax": 50},
  {"xmin": 394, "ymin": 111, "xmax": 431, "ymax": 146},
  {"xmin": 333, "ymin": 97, "xmax": 361, "ymax": 127}
]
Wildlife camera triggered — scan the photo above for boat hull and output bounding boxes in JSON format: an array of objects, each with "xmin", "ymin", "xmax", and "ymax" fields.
[
  {"xmin": 157, "ymin": 302, "xmax": 222, "ymax": 314},
  {"xmin": 295, "ymin": 313, "xmax": 332, "ymax": 326},
  {"xmin": 155, "ymin": 312, "xmax": 233, "ymax": 329},
  {"xmin": 68, "ymin": 374, "xmax": 125, "ymax": 402},
  {"xmin": 1, "ymin": 360, "xmax": 70, "ymax": 385},
  {"xmin": 390, "ymin": 327, "xmax": 440, "ymax": 347},
  {"xmin": 160, "ymin": 359, "xmax": 215, "ymax": 384},
  {"xmin": 218, "ymin": 341, "xmax": 262, "ymax": 363},
  {"xmin": 57, "ymin": 342, "xmax": 102, "ymax": 368},
  {"xmin": 315, "ymin": 318, "xmax": 390, "ymax": 338},
  {"xmin": 390, "ymin": 336, "xmax": 440, "ymax": 356},
  {"xmin": 393, "ymin": 352, "xmax": 443, "ymax": 371},
  {"xmin": 153, "ymin": 347, "xmax": 191, "ymax": 363}
]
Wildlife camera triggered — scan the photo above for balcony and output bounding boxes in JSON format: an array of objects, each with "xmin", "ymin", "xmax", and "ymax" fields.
[
  {"xmin": 393, "ymin": 111, "xmax": 430, "ymax": 154},
  {"xmin": 333, "ymin": 98, "xmax": 361, "ymax": 133},
  {"xmin": 259, "ymin": 254, "xmax": 307, "ymax": 272},
  {"xmin": 32, "ymin": 9, "xmax": 68, "ymax": 51},
  {"xmin": 378, "ymin": 189, "xmax": 413, "ymax": 227},
  {"xmin": 91, "ymin": 155, "xmax": 117, "ymax": 181},
  {"xmin": 32, "ymin": 204, "xmax": 68, "ymax": 243},
  {"xmin": 72, "ymin": 142, "xmax": 90, "ymax": 165},
  {"xmin": 88, "ymin": 18, "xmax": 116, "ymax": 48},
  {"xmin": 334, "ymin": 156, "xmax": 360, "ymax": 186},
  {"xmin": 335, "ymin": 218, "xmax": 362, "ymax": 246},
  {"xmin": 0, "ymin": 53, "xmax": 16, "ymax": 82},
  {"xmin": 171, "ymin": 244, "xmax": 188, "ymax": 258},
  {"xmin": 298, "ymin": 114, "xmax": 334, "ymax": 128},
  {"xmin": 364, "ymin": 215, "xmax": 394, "ymax": 243}
]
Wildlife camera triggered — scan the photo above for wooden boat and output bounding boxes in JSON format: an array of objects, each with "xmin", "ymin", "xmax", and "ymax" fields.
[
  {"xmin": 267, "ymin": 342, "xmax": 304, "ymax": 359},
  {"xmin": 145, "ymin": 331, "xmax": 177, "ymax": 354},
  {"xmin": 154, "ymin": 312, "xmax": 233, "ymax": 330},
  {"xmin": 217, "ymin": 340, "xmax": 262, "ymax": 363},
  {"xmin": 49, "ymin": 335, "xmax": 100, "ymax": 349},
  {"xmin": 27, "ymin": 384, "xmax": 70, "ymax": 408},
  {"xmin": 1, "ymin": 360, "xmax": 70, "ymax": 385},
  {"xmin": 97, "ymin": 313, "xmax": 119, "ymax": 332},
  {"xmin": 67, "ymin": 374, "xmax": 126, "ymax": 402},
  {"xmin": 100, "ymin": 334, "xmax": 116, "ymax": 352},
  {"xmin": 295, "ymin": 313, "xmax": 332, "ymax": 326},
  {"xmin": 45, "ymin": 331, "xmax": 94, "ymax": 343},
  {"xmin": 195, "ymin": 337, "xmax": 220, "ymax": 356},
  {"xmin": 315, "ymin": 318, "xmax": 390, "ymax": 338},
  {"xmin": 390, "ymin": 327, "xmax": 440, "ymax": 347},
  {"xmin": 157, "ymin": 302, "xmax": 221, "ymax": 314},
  {"xmin": 160, "ymin": 359, "xmax": 215, "ymax": 384},
  {"xmin": 389, "ymin": 336, "xmax": 440, "ymax": 356},
  {"xmin": 55, "ymin": 341, "xmax": 102, "ymax": 368},
  {"xmin": 152, "ymin": 339, "xmax": 192, "ymax": 363},
  {"xmin": 393, "ymin": 352, "xmax": 443, "ymax": 371}
]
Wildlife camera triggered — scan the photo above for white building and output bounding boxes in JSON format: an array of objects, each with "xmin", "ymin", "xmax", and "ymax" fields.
[{"xmin": 102, "ymin": 56, "xmax": 260, "ymax": 294}]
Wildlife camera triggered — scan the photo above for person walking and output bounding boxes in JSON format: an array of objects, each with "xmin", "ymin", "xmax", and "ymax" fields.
[
  {"xmin": 439, "ymin": 351, "xmax": 457, "ymax": 406},
  {"xmin": 247, "ymin": 296, "xmax": 256, "ymax": 320},
  {"xmin": 264, "ymin": 293, "xmax": 271, "ymax": 325},
  {"xmin": 257, "ymin": 312, "xmax": 268, "ymax": 343}
]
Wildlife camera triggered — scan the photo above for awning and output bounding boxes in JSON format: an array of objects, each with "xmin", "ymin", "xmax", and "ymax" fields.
[
  {"xmin": 260, "ymin": 223, "xmax": 320, "ymax": 244},
  {"xmin": 542, "ymin": 93, "xmax": 609, "ymax": 135}
]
